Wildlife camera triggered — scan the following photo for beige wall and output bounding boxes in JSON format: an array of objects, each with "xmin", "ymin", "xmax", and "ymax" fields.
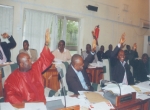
[{"xmin": 0, "ymin": 0, "xmax": 149, "ymax": 62}]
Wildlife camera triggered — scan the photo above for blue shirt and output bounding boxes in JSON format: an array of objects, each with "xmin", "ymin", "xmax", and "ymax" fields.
[{"xmin": 71, "ymin": 65, "xmax": 88, "ymax": 90}]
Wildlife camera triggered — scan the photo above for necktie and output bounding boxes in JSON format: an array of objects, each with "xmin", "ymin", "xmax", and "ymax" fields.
[{"xmin": 0, "ymin": 50, "xmax": 3, "ymax": 60}]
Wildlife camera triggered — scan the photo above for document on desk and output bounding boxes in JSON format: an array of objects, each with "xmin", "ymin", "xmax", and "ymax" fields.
[
  {"xmin": 46, "ymin": 96, "xmax": 79, "ymax": 107},
  {"xmin": 134, "ymin": 81, "xmax": 150, "ymax": 92},
  {"xmin": 84, "ymin": 92, "xmax": 109, "ymax": 103},
  {"xmin": 136, "ymin": 93, "xmax": 150, "ymax": 100},
  {"xmin": 90, "ymin": 102, "xmax": 113, "ymax": 110},
  {"xmin": 0, "ymin": 102, "xmax": 15, "ymax": 110},
  {"xmin": 102, "ymin": 84, "xmax": 136, "ymax": 95},
  {"xmin": 19, "ymin": 102, "xmax": 46, "ymax": 110}
]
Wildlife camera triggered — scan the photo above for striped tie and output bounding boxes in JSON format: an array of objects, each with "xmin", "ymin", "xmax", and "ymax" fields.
[{"xmin": 0, "ymin": 50, "xmax": 3, "ymax": 60}]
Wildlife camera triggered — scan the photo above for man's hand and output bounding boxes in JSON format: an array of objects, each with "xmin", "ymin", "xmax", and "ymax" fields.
[
  {"xmin": 119, "ymin": 33, "xmax": 126, "ymax": 45},
  {"xmin": 92, "ymin": 31, "xmax": 98, "ymax": 46},
  {"xmin": 1, "ymin": 33, "xmax": 9, "ymax": 39},
  {"xmin": 45, "ymin": 29, "xmax": 50, "ymax": 46},
  {"xmin": 132, "ymin": 43, "xmax": 137, "ymax": 51},
  {"xmin": 92, "ymin": 39, "xmax": 96, "ymax": 52}
]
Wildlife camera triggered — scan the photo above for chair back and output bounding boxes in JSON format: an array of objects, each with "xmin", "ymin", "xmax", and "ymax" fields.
[
  {"xmin": 1, "ymin": 63, "xmax": 18, "ymax": 88},
  {"xmin": 103, "ymin": 59, "xmax": 110, "ymax": 80},
  {"xmin": 0, "ymin": 63, "xmax": 18, "ymax": 99},
  {"xmin": 56, "ymin": 62, "xmax": 74, "ymax": 96}
]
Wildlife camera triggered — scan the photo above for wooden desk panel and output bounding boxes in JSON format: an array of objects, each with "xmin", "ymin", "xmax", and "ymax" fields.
[
  {"xmin": 42, "ymin": 64, "xmax": 60, "ymax": 91},
  {"xmin": 112, "ymin": 99, "xmax": 142, "ymax": 110},
  {"xmin": 86, "ymin": 67, "xmax": 104, "ymax": 84},
  {"xmin": 58, "ymin": 105, "xmax": 80, "ymax": 110}
]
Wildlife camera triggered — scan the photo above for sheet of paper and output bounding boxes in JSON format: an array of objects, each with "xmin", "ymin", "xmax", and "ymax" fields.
[
  {"xmin": 131, "ymin": 85, "xmax": 141, "ymax": 92},
  {"xmin": 102, "ymin": 84, "xmax": 136, "ymax": 95},
  {"xmin": 90, "ymin": 102, "xmax": 114, "ymax": 110},
  {"xmin": 19, "ymin": 102, "xmax": 46, "ymax": 110},
  {"xmin": 0, "ymin": 102, "xmax": 15, "ymax": 110},
  {"xmin": 135, "ymin": 81, "xmax": 150, "ymax": 91},
  {"xmin": 136, "ymin": 93, "xmax": 150, "ymax": 100},
  {"xmin": 84, "ymin": 92, "xmax": 109, "ymax": 103},
  {"xmin": 46, "ymin": 96, "xmax": 79, "ymax": 107}
]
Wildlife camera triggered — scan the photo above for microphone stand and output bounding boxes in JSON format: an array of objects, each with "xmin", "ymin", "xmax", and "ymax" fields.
[
  {"xmin": 59, "ymin": 78, "xmax": 66, "ymax": 108},
  {"xmin": 110, "ymin": 80, "xmax": 121, "ymax": 96},
  {"xmin": 102, "ymin": 80, "xmax": 122, "ymax": 105},
  {"xmin": 57, "ymin": 68, "xmax": 66, "ymax": 108},
  {"xmin": 101, "ymin": 79, "xmax": 121, "ymax": 96}
]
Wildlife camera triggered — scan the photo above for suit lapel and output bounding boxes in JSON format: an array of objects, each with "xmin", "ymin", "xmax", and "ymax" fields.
[{"xmin": 70, "ymin": 66, "xmax": 84, "ymax": 88}]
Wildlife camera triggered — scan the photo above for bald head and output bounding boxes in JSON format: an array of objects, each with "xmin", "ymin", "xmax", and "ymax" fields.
[
  {"xmin": 17, "ymin": 53, "xmax": 32, "ymax": 72},
  {"xmin": 71, "ymin": 54, "xmax": 84, "ymax": 71}
]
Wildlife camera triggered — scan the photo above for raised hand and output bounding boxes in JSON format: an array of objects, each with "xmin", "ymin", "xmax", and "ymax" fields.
[
  {"xmin": 119, "ymin": 33, "xmax": 126, "ymax": 45},
  {"xmin": 1, "ymin": 33, "xmax": 9, "ymax": 38},
  {"xmin": 92, "ymin": 31, "xmax": 98, "ymax": 46},
  {"xmin": 132, "ymin": 43, "xmax": 137, "ymax": 50},
  {"xmin": 45, "ymin": 29, "xmax": 50, "ymax": 46}
]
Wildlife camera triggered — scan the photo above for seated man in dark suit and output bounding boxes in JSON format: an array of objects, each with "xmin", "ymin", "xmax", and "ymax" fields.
[
  {"xmin": 124, "ymin": 44, "xmax": 138, "ymax": 62},
  {"xmin": 97, "ymin": 45, "xmax": 106, "ymax": 61},
  {"xmin": 129, "ymin": 44, "xmax": 149, "ymax": 82},
  {"xmin": 110, "ymin": 33, "xmax": 134, "ymax": 85},
  {"xmin": 104, "ymin": 44, "xmax": 113, "ymax": 59},
  {"xmin": 0, "ymin": 33, "xmax": 16, "ymax": 63},
  {"xmin": 66, "ymin": 41, "xmax": 96, "ymax": 95}
]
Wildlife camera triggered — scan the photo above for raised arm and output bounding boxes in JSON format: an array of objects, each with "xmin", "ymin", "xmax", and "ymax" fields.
[
  {"xmin": 83, "ymin": 39, "xmax": 96, "ymax": 69},
  {"xmin": 1, "ymin": 33, "xmax": 16, "ymax": 49},
  {"xmin": 33, "ymin": 29, "xmax": 54, "ymax": 73},
  {"xmin": 111, "ymin": 33, "xmax": 126, "ymax": 58}
]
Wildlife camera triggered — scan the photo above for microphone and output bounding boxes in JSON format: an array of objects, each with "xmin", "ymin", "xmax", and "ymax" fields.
[
  {"xmin": 57, "ymin": 67, "xmax": 66, "ymax": 108},
  {"xmin": 100, "ymin": 79, "xmax": 121, "ymax": 105},
  {"xmin": 100, "ymin": 79, "xmax": 121, "ymax": 96}
]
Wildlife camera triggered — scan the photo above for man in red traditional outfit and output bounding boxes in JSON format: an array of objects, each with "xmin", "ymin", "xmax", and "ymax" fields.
[{"xmin": 4, "ymin": 29, "xmax": 54, "ymax": 104}]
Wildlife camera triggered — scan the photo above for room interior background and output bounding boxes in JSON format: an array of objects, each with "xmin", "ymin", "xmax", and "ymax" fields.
[{"xmin": 0, "ymin": 0, "xmax": 150, "ymax": 62}]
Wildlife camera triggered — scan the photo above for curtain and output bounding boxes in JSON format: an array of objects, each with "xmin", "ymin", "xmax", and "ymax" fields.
[
  {"xmin": 0, "ymin": 5, "xmax": 13, "ymax": 42},
  {"xmin": 61, "ymin": 16, "xmax": 67, "ymax": 41},
  {"xmin": 23, "ymin": 9, "xmax": 58, "ymax": 56}
]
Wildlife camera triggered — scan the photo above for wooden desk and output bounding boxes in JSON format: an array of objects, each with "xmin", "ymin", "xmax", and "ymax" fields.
[
  {"xmin": 12, "ymin": 103, "xmax": 80, "ymax": 110},
  {"xmin": 12, "ymin": 99, "xmax": 149, "ymax": 110},
  {"xmin": 42, "ymin": 64, "xmax": 60, "ymax": 91},
  {"xmin": 86, "ymin": 67, "xmax": 104, "ymax": 84}
]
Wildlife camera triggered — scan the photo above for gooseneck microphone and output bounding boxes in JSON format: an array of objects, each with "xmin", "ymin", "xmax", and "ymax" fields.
[
  {"xmin": 57, "ymin": 68, "xmax": 66, "ymax": 108},
  {"xmin": 100, "ymin": 79, "xmax": 121, "ymax": 96},
  {"xmin": 110, "ymin": 80, "xmax": 121, "ymax": 96},
  {"xmin": 100, "ymin": 79, "xmax": 121, "ymax": 105}
]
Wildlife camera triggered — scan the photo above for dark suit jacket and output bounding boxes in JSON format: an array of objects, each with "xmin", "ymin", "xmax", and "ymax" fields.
[
  {"xmin": 130, "ymin": 58, "xmax": 149, "ymax": 82},
  {"xmin": 110, "ymin": 46, "xmax": 134, "ymax": 85},
  {"xmin": 66, "ymin": 53, "xmax": 94, "ymax": 94},
  {"xmin": 1, "ymin": 36, "xmax": 16, "ymax": 62},
  {"xmin": 97, "ymin": 51, "xmax": 106, "ymax": 61}
]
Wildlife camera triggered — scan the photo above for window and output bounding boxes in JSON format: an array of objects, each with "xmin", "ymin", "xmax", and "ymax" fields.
[
  {"xmin": 57, "ymin": 17, "xmax": 79, "ymax": 55},
  {"xmin": 23, "ymin": 9, "xmax": 58, "ymax": 56},
  {"xmin": 23, "ymin": 9, "xmax": 79, "ymax": 56},
  {"xmin": 0, "ymin": 5, "xmax": 13, "ymax": 42}
]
